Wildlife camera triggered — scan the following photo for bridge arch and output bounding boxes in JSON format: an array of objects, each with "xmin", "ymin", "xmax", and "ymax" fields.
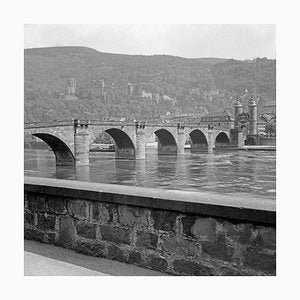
[
  {"xmin": 189, "ymin": 129, "xmax": 208, "ymax": 152},
  {"xmin": 154, "ymin": 128, "xmax": 177, "ymax": 155},
  {"xmin": 32, "ymin": 133, "xmax": 75, "ymax": 166},
  {"xmin": 105, "ymin": 128, "xmax": 136, "ymax": 159},
  {"xmin": 215, "ymin": 132, "xmax": 230, "ymax": 148}
]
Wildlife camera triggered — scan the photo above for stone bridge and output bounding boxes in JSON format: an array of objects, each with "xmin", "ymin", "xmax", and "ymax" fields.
[{"xmin": 24, "ymin": 120, "xmax": 233, "ymax": 166}]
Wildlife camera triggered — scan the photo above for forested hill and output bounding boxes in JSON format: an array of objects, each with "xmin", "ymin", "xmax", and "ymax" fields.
[{"xmin": 24, "ymin": 46, "xmax": 276, "ymax": 122}]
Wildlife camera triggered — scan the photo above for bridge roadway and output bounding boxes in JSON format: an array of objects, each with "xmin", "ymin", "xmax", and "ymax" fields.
[{"xmin": 24, "ymin": 119, "xmax": 234, "ymax": 166}]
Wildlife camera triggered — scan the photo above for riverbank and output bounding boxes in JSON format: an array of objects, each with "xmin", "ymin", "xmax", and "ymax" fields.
[
  {"xmin": 241, "ymin": 145, "xmax": 276, "ymax": 151},
  {"xmin": 215, "ymin": 145, "xmax": 276, "ymax": 151},
  {"xmin": 24, "ymin": 176, "xmax": 276, "ymax": 276}
]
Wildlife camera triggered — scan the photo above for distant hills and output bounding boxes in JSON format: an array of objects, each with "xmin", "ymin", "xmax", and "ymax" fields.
[
  {"xmin": 24, "ymin": 46, "xmax": 276, "ymax": 122},
  {"xmin": 191, "ymin": 57, "xmax": 229, "ymax": 64}
]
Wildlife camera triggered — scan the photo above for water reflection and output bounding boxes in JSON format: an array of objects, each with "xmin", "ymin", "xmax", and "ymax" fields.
[
  {"xmin": 75, "ymin": 165, "xmax": 90, "ymax": 182},
  {"xmin": 114, "ymin": 159, "xmax": 136, "ymax": 183},
  {"xmin": 135, "ymin": 159, "xmax": 146, "ymax": 186},
  {"xmin": 24, "ymin": 148, "xmax": 276, "ymax": 199},
  {"xmin": 175, "ymin": 154, "xmax": 189, "ymax": 186}
]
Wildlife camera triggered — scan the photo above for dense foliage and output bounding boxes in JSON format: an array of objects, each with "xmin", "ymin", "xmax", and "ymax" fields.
[{"xmin": 24, "ymin": 47, "xmax": 276, "ymax": 122}]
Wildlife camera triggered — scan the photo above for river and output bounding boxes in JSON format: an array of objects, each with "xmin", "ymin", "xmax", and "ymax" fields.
[{"xmin": 24, "ymin": 148, "xmax": 276, "ymax": 199}]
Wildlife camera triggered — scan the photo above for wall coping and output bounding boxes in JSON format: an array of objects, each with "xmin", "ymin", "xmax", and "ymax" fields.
[{"xmin": 24, "ymin": 176, "xmax": 276, "ymax": 225}]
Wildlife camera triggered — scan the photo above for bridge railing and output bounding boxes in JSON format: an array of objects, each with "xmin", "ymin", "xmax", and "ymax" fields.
[
  {"xmin": 24, "ymin": 120, "xmax": 74, "ymax": 129},
  {"xmin": 24, "ymin": 119, "xmax": 232, "ymax": 131}
]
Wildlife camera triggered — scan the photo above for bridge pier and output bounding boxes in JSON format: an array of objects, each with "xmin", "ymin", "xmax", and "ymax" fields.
[
  {"xmin": 74, "ymin": 131, "xmax": 89, "ymax": 166},
  {"xmin": 237, "ymin": 129, "xmax": 245, "ymax": 148},
  {"xmin": 208, "ymin": 130, "xmax": 215, "ymax": 153},
  {"xmin": 74, "ymin": 120, "xmax": 90, "ymax": 166},
  {"xmin": 177, "ymin": 125, "xmax": 186, "ymax": 155},
  {"xmin": 136, "ymin": 124, "xmax": 146, "ymax": 159}
]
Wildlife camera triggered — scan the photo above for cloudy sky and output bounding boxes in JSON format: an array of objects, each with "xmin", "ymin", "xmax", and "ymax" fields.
[{"xmin": 24, "ymin": 24, "xmax": 275, "ymax": 60}]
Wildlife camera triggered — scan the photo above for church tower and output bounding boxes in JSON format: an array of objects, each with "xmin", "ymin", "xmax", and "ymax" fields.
[
  {"xmin": 248, "ymin": 93, "xmax": 258, "ymax": 135},
  {"xmin": 233, "ymin": 96, "xmax": 243, "ymax": 128}
]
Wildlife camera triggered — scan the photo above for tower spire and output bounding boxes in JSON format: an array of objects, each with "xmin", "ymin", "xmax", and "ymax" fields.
[
  {"xmin": 233, "ymin": 95, "xmax": 243, "ymax": 128},
  {"xmin": 248, "ymin": 90, "xmax": 257, "ymax": 134}
]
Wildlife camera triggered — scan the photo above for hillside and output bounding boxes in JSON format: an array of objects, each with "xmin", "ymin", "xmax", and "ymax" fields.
[
  {"xmin": 24, "ymin": 46, "xmax": 276, "ymax": 122},
  {"xmin": 191, "ymin": 57, "xmax": 228, "ymax": 65}
]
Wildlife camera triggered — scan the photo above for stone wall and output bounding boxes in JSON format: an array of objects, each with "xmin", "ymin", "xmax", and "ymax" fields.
[{"xmin": 24, "ymin": 177, "xmax": 276, "ymax": 276}]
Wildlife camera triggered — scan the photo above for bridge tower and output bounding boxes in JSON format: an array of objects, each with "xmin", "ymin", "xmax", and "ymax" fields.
[
  {"xmin": 233, "ymin": 96, "xmax": 243, "ymax": 128},
  {"xmin": 248, "ymin": 94, "xmax": 258, "ymax": 135},
  {"xmin": 233, "ymin": 96, "xmax": 246, "ymax": 147}
]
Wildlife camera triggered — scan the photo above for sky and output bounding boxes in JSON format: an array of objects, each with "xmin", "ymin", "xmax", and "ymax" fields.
[{"xmin": 24, "ymin": 24, "xmax": 275, "ymax": 60}]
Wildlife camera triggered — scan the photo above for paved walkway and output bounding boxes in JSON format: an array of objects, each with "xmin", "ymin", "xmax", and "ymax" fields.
[{"xmin": 24, "ymin": 240, "xmax": 168, "ymax": 276}]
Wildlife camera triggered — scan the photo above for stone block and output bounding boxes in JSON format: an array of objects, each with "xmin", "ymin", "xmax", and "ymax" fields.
[
  {"xmin": 46, "ymin": 196, "xmax": 67, "ymax": 214},
  {"xmin": 57, "ymin": 216, "xmax": 76, "ymax": 248},
  {"xmin": 47, "ymin": 232, "xmax": 57, "ymax": 244},
  {"xmin": 151, "ymin": 210, "xmax": 177, "ymax": 232},
  {"xmin": 75, "ymin": 240, "xmax": 105, "ymax": 257},
  {"xmin": 37, "ymin": 214, "xmax": 56, "ymax": 230},
  {"xmin": 107, "ymin": 244, "xmax": 126, "ymax": 263},
  {"xmin": 202, "ymin": 235, "xmax": 234, "ymax": 262},
  {"xmin": 24, "ymin": 211, "xmax": 34, "ymax": 225},
  {"xmin": 76, "ymin": 220, "xmax": 97, "ymax": 240},
  {"xmin": 27, "ymin": 194, "xmax": 46, "ymax": 212},
  {"xmin": 68, "ymin": 199, "xmax": 89, "ymax": 219},
  {"xmin": 173, "ymin": 259, "xmax": 211, "ymax": 276},
  {"xmin": 191, "ymin": 217, "xmax": 217, "ymax": 242},
  {"xmin": 128, "ymin": 250, "xmax": 142, "ymax": 265},
  {"xmin": 223, "ymin": 221, "xmax": 253, "ymax": 245},
  {"xmin": 238, "ymin": 226, "xmax": 253, "ymax": 245},
  {"xmin": 100, "ymin": 225, "xmax": 131, "ymax": 245},
  {"xmin": 91, "ymin": 202, "xmax": 111, "ymax": 223},
  {"xmin": 181, "ymin": 215, "xmax": 196, "ymax": 237},
  {"xmin": 24, "ymin": 193, "xmax": 28, "ymax": 209},
  {"xmin": 24, "ymin": 228, "xmax": 45, "ymax": 242},
  {"xmin": 162, "ymin": 236, "xmax": 197, "ymax": 257},
  {"xmin": 136, "ymin": 231, "xmax": 158, "ymax": 249},
  {"xmin": 242, "ymin": 247, "xmax": 276, "ymax": 274},
  {"xmin": 148, "ymin": 255, "xmax": 168, "ymax": 272},
  {"xmin": 253, "ymin": 227, "xmax": 276, "ymax": 250},
  {"xmin": 117, "ymin": 205, "xmax": 147, "ymax": 227}
]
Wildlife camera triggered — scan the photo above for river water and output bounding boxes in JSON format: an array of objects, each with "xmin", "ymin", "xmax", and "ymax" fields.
[{"xmin": 24, "ymin": 148, "xmax": 276, "ymax": 199}]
